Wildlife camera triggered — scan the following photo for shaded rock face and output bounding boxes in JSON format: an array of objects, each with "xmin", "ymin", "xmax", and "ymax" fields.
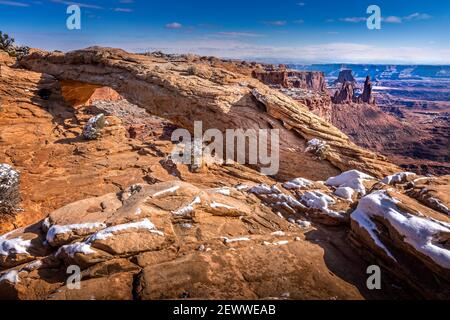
[
  {"xmin": 331, "ymin": 71, "xmax": 374, "ymax": 105},
  {"xmin": 361, "ymin": 76, "xmax": 374, "ymax": 104},
  {"xmin": 334, "ymin": 69, "xmax": 355, "ymax": 85},
  {"xmin": 332, "ymin": 81, "xmax": 354, "ymax": 104},
  {"xmin": 252, "ymin": 69, "xmax": 327, "ymax": 92},
  {"xmin": 349, "ymin": 176, "xmax": 450, "ymax": 299},
  {"xmin": 0, "ymin": 164, "xmax": 20, "ymax": 214}
]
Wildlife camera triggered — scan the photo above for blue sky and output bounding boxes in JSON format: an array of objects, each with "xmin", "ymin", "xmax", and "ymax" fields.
[{"xmin": 1, "ymin": 0, "xmax": 449, "ymax": 64}]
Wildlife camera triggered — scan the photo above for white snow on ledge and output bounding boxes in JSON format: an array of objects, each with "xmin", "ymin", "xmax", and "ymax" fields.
[
  {"xmin": 382, "ymin": 172, "xmax": 416, "ymax": 185},
  {"xmin": 87, "ymin": 219, "xmax": 164, "ymax": 242},
  {"xmin": 334, "ymin": 186, "xmax": 354, "ymax": 202},
  {"xmin": 300, "ymin": 191, "xmax": 343, "ymax": 218},
  {"xmin": 210, "ymin": 202, "xmax": 235, "ymax": 210},
  {"xmin": 57, "ymin": 219, "xmax": 164, "ymax": 258},
  {"xmin": 152, "ymin": 185, "xmax": 180, "ymax": 198},
  {"xmin": 46, "ymin": 222, "xmax": 107, "ymax": 244},
  {"xmin": 212, "ymin": 187, "xmax": 231, "ymax": 196},
  {"xmin": 221, "ymin": 237, "xmax": 250, "ymax": 244},
  {"xmin": 326, "ymin": 170, "xmax": 375, "ymax": 196},
  {"xmin": 249, "ymin": 184, "xmax": 281, "ymax": 195},
  {"xmin": 57, "ymin": 242, "xmax": 96, "ymax": 258},
  {"xmin": 0, "ymin": 236, "xmax": 32, "ymax": 256},
  {"xmin": 0, "ymin": 163, "xmax": 19, "ymax": 189},
  {"xmin": 428, "ymin": 198, "xmax": 450, "ymax": 216},
  {"xmin": 0, "ymin": 270, "xmax": 20, "ymax": 284},
  {"xmin": 282, "ymin": 178, "xmax": 313, "ymax": 190},
  {"xmin": 351, "ymin": 190, "xmax": 450, "ymax": 269},
  {"xmin": 172, "ymin": 196, "xmax": 201, "ymax": 216}
]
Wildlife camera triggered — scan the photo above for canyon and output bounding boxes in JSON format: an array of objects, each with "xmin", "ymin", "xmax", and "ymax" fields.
[
  {"xmin": 254, "ymin": 65, "xmax": 449, "ymax": 175},
  {"xmin": 0, "ymin": 48, "xmax": 449, "ymax": 300}
]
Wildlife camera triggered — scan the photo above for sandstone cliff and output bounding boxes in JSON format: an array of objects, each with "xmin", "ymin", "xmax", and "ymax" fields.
[{"xmin": 252, "ymin": 69, "xmax": 327, "ymax": 92}]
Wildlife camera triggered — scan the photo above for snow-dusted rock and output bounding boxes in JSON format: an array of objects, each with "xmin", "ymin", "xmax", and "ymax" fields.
[
  {"xmin": 0, "ymin": 164, "xmax": 20, "ymax": 214},
  {"xmin": 282, "ymin": 178, "xmax": 313, "ymax": 190},
  {"xmin": 326, "ymin": 170, "xmax": 375, "ymax": 196},
  {"xmin": 382, "ymin": 172, "xmax": 417, "ymax": 185},
  {"xmin": 350, "ymin": 188, "xmax": 450, "ymax": 298},
  {"xmin": 300, "ymin": 191, "xmax": 345, "ymax": 225},
  {"xmin": 83, "ymin": 114, "xmax": 107, "ymax": 140}
]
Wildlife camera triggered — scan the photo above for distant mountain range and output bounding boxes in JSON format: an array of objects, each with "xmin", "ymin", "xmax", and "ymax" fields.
[{"xmin": 287, "ymin": 64, "xmax": 450, "ymax": 81}]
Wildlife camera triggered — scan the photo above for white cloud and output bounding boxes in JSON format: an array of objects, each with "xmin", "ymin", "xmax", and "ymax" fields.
[
  {"xmin": 165, "ymin": 22, "xmax": 183, "ymax": 29},
  {"xmin": 264, "ymin": 20, "xmax": 287, "ymax": 26},
  {"xmin": 51, "ymin": 0, "xmax": 103, "ymax": 9},
  {"xmin": 404, "ymin": 13, "xmax": 432, "ymax": 21},
  {"xmin": 123, "ymin": 40, "xmax": 450, "ymax": 64},
  {"xmin": 339, "ymin": 12, "xmax": 432, "ymax": 24},
  {"xmin": 114, "ymin": 8, "xmax": 133, "ymax": 12},
  {"xmin": 383, "ymin": 16, "xmax": 402, "ymax": 23},
  {"xmin": 0, "ymin": 1, "xmax": 29, "ymax": 6},
  {"xmin": 216, "ymin": 32, "xmax": 262, "ymax": 38},
  {"xmin": 339, "ymin": 17, "xmax": 366, "ymax": 23}
]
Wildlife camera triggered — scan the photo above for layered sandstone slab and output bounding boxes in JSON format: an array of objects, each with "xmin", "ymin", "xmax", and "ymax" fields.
[
  {"xmin": 1, "ymin": 182, "xmax": 372, "ymax": 300},
  {"xmin": 1, "ymin": 172, "xmax": 449, "ymax": 300}
]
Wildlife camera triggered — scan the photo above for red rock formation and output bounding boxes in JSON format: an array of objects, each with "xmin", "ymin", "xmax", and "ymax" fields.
[
  {"xmin": 332, "ymin": 81, "xmax": 354, "ymax": 104},
  {"xmin": 334, "ymin": 69, "xmax": 356, "ymax": 85},
  {"xmin": 252, "ymin": 69, "xmax": 327, "ymax": 92},
  {"xmin": 361, "ymin": 76, "xmax": 374, "ymax": 104}
]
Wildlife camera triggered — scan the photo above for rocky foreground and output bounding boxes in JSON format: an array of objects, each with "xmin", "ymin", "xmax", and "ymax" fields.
[{"xmin": 0, "ymin": 48, "xmax": 449, "ymax": 300}]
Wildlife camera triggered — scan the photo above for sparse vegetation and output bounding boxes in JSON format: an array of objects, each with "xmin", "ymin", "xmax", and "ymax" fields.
[
  {"xmin": 0, "ymin": 31, "xmax": 30, "ymax": 59},
  {"xmin": 187, "ymin": 65, "xmax": 198, "ymax": 76},
  {"xmin": 0, "ymin": 31, "xmax": 14, "ymax": 52},
  {"xmin": 305, "ymin": 138, "xmax": 330, "ymax": 160}
]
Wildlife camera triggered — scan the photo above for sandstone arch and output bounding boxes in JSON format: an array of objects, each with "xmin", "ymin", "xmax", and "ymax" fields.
[{"xmin": 20, "ymin": 47, "xmax": 399, "ymax": 180}]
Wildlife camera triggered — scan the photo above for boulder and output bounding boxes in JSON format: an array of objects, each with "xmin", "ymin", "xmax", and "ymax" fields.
[{"xmin": 83, "ymin": 114, "xmax": 107, "ymax": 140}]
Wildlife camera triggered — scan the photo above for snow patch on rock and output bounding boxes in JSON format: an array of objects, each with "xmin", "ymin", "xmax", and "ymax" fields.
[
  {"xmin": 249, "ymin": 184, "xmax": 281, "ymax": 195},
  {"xmin": 0, "ymin": 270, "xmax": 20, "ymax": 284},
  {"xmin": 282, "ymin": 178, "xmax": 313, "ymax": 190},
  {"xmin": 152, "ymin": 185, "xmax": 180, "ymax": 198},
  {"xmin": 57, "ymin": 242, "xmax": 96, "ymax": 258},
  {"xmin": 351, "ymin": 190, "xmax": 450, "ymax": 268},
  {"xmin": 334, "ymin": 186, "xmax": 355, "ymax": 202},
  {"xmin": 46, "ymin": 222, "xmax": 107, "ymax": 244},
  {"xmin": 172, "ymin": 196, "xmax": 201, "ymax": 216},
  {"xmin": 326, "ymin": 170, "xmax": 375, "ymax": 196},
  {"xmin": 221, "ymin": 237, "xmax": 250, "ymax": 244},
  {"xmin": 0, "ymin": 164, "xmax": 19, "ymax": 189},
  {"xmin": 87, "ymin": 219, "xmax": 164, "ymax": 242},
  {"xmin": 0, "ymin": 236, "xmax": 31, "ymax": 256},
  {"xmin": 382, "ymin": 172, "xmax": 416, "ymax": 185},
  {"xmin": 300, "ymin": 191, "xmax": 343, "ymax": 218}
]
